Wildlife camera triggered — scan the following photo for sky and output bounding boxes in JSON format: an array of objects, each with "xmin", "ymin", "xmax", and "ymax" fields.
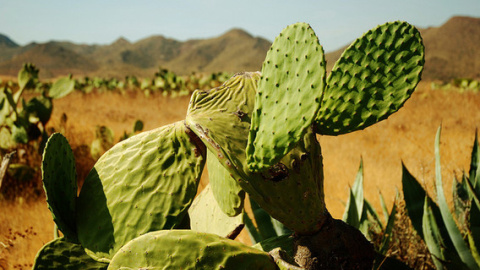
[{"xmin": 1, "ymin": 0, "xmax": 480, "ymax": 53}]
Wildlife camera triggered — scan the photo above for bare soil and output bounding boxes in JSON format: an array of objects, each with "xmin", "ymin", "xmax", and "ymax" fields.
[{"xmin": 1, "ymin": 81, "xmax": 480, "ymax": 269}]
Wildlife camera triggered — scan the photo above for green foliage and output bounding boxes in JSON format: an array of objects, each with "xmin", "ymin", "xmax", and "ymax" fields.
[
  {"xmin": 402, "ymin": 127, "xmax": 480, "ymax": 269},
  {"xmin": 247, "ymin": 23, "xmax": 326, "ymax": 171},
  {"xmin": 108, "ymin": 230, "xmax": 278, "ymax": 269},
  {"xmin": 32, "ymin": 21, "xmax": 424, "ymax": 269},
  {"xmin": 188, "ymin": 184, "xmax": 244, "ymax": 238},
  {"xmin": 315, "ymin": 21, "xmax": 424, "ymax": 135},
  {"xmin": 33, "ymin": 238, "xmax": 108, "ymax": 270},
  {"xmin": 42, "ymin": 133, "xmax": 78, "ymax": 242}
]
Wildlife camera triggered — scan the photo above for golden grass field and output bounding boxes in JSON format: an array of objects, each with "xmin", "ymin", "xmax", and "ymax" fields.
[{"xmin": 1, "ymin": 81, "xmax": 479, "ymax": 269}]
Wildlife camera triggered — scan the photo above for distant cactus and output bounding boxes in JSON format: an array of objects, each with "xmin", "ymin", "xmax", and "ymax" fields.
[{"xmin": 33, "ymin": 21, "xmax": 424, "ymax": 269}]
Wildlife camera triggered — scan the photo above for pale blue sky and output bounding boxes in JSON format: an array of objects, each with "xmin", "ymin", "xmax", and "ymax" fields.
[{"xmin": 1, "ymin": 0, "xmax": 479, "ymax": 52}]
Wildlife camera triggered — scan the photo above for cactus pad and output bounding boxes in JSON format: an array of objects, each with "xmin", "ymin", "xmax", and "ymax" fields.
[
  {"xmin": 42, "ymin": 133, "xmax": 78, "ymax": 242},
  {"xmin": 188, "ymin": 184, "xmax": 244, "ymax": 238},
  {"xmin": 108, "ymin": 230, "xmax": 277, "ymax": 269},
  {"xmin": 207, "ymin": 149, "xmax": 245, "ymax": 216},
  {"xmin": 32, "ymin": 238, "xmax": 107, "ymax": 270},
  {"xmin": 76, "ymin": 121, "xmax": 205, "ymax": 261},
  {"xmin": 186, "ymin": 73, "xmax": 326, "ymax": 234},
  {"xmin": 247, "ymin": 22, "xmax": 326, "ymax": 171},
  {"xmin": 315, "ymin": 21, "xmax": 424, "ymax": 135}
]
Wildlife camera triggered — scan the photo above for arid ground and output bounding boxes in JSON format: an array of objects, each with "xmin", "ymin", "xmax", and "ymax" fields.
[{"xmin": 1, "ymin": 81, "xmax": 480, "ymax": 269}]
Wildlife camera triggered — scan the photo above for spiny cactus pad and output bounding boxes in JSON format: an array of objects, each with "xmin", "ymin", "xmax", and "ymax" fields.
[
  {"xmin": 247, "ymin": 22, "xmax": 326, "ymax": 171},
  {"xmin": 42, "ymin": 133, "xmax": 77, "ymax": 242},
  {"xmin": 186, "ymin": 73, "xmax": 326, "ymax": 234},
  {"xmin": 32, "ymin": 238, "xmax": 108, "ymax": 270},
  {"xmin": 76, "ymin": 121, "xmax": 205, "ymax": 262},
  {"xmin": 108, "ymin": 230, "xmax": 277, "ymax": 269},
  {"xmin": 207, "ymin": 149, "xmax": 245, "ymax": 216},
  {"xmin": 315, "ymin": 21, "xmax": 424, "ymax": 135},
  {"xmin": 188, "ymin": 184, "xmax": 244, "ymax": 238}
]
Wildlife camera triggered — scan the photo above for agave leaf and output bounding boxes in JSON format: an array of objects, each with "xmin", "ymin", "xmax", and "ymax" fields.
[
  {"xmin": 469, "ymin": 131, "xmax": 480, "ymax": 193},
  {"xmin": 343, "ymin": 189, "xmax": 360, "ymax": 229},
  {"xmin": 379, "ymin": 190, "xmax": 389, "ymax": 225},
  {"xmin": 379, "ymin": 195, "xmax": 397, "ymax": 255},
  {"xmin": 435, "ymin": 127, "xmax": 479, "ymax": 269},
  {"xmin": 422, "ymin": 196, "xmax": 449, "ymax": 270}
]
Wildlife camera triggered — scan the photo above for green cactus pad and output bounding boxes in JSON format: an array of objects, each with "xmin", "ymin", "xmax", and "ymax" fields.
[
  {"xmin": 108, "ymin": 230, "xmax": 277, "ymax": 269},
  {"xmin": 42, "ymin": 133, "xmax": 78, "ymax": 242},
  {"xmin": 76, "ymin": 121, "xmax": 205, "ymax": 262},
  {"xmin": 247, "ymin": 22, "xmax": 326, "ymax": 171},
  {"xmin": 186, "ymin": 73, "xmax": 326, "ymax": 234},
  {"xmin": 315, "ymin": 21, "xmax": 424, "ymax": 135},
  {"xmin": 207, "ymin": 149, "xmax": 245, "ymax": 216},
  {"xmin": 188, "ymin": 184, "xmax": 244, "ymax": 238},
  {"xmin": 32, "ymin": 238, "xmax": 108, "ymax": 270},
  {"xmin": 49, "ymin": 76, "xmax": 75, "ymax": 99}
]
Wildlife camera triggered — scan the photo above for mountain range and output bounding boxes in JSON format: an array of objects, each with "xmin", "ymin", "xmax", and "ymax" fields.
[{"xmin": 0, "ymin": 16, "xmax": 479, "ymax": 81}]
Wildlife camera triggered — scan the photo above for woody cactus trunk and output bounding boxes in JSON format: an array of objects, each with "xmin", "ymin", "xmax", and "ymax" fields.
[{"xmin": 33, "ymin": 21, "xmax": 424, "ymax": 270}]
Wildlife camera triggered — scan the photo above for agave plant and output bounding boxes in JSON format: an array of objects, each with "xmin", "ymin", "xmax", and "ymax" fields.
[
  {"xmin": 33, "ymin": 21, "xmax": 424, "ymax": 269},
  {"xmin": 403, "ymin": 127, "xmax": 480, "ymax": 270}
]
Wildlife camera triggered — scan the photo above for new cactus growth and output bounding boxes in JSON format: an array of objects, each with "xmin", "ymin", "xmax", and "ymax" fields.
[{"xmin": 33, "ymin": 21, "xmax": 424, "ymax": 269}]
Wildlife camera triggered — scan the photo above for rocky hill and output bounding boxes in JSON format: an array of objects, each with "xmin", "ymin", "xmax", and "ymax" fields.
[{"xmin": 0, "ymin": 16, "xmax": 479, "ymax": 81}]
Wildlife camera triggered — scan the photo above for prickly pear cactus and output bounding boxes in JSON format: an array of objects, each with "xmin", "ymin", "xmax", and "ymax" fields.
[
  {"xmin": 315, "ymin": 21, "xmax": 424, "ymax": 135},
  {"xmin": 186, "ymin": 72, "xmax": 326, "ymax": 234},
  {"xmin": 207, "ymin": 149, "xmax": 245, "ymax": 217},
  {"xmin": 42, "ymin": 133, "xmax": 78, "ymax": 242},
  {"xmin": 247, "ymin": 22, "xmax": 326, "ymax": 171},
  {"xmin": 32, "ymin": 238, "xmax": 107, "ymax": 270},
  {"xmin": 188, "ymin": 184, "xmax": 244, "ymax": 238},
  {"xmin": 108, "ymin": 230, "xmax": 278, "ymax": 269},
  {"xmin": 76, "ymin": 121, "xmax": 205, "ymax": 262}
]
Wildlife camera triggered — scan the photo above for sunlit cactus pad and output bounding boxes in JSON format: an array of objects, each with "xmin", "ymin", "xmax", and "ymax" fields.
[
  {"xmin": 247, "ymin": 23, "xmax": 326, "ymax": 171},
  {"xmin": 315, "ymin": 21, "xmax": 424, "ymax": 135},
  {"xmin": 76, "ymin": 121, "xmax": 205, "ymax": 261},
  {"xmin": 108, "ymin": 230, "xmax": 277, "ymax": 269}
]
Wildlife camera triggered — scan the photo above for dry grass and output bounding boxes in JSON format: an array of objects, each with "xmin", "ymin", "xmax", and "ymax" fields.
[{"xmin": 1, "ymin": 81, "xmax": 479, "ymax": 268}]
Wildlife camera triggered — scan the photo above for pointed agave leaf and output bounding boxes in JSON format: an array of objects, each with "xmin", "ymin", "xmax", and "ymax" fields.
[
  {"xmin": 76, "ymin": 121, "xmax": 206, "ymax": 262},
  {"xmin": 469, "ymin": 131, "xmax": 480, "ymax": 192},
  {"xmin": 207, "ymin": 149, "xmax": 245, "ymax": 217},
  {"xmin": 422, "ymin": 196, "xmax": 449, "ymax": 270},
  {"xmin": 379, "ymin": 191, "xmax": 389, "ymax": 225},
  {"xmin": 247, "ymin": 22, "xmax": 326, "ymax": 171},
  {"xmin": 364, "ymin": 199, "xmax": 383, "ymax": 231},
  {"xmin": 434, "ymin": 127, "xmax": 479, "ymax": 269},
  {"xmin": 352, "ymin": 159, "xmax": 365, "ymax": 219},
  {"xmin": 315, "ymin": 21, "xmax": 424, "ymax": 135},
  {"xmin": 33, "ymin": 238, "xmax": 108, "ymax": 270},
  {"xmin": 379, "ymin": 196, "xmax": 397, "ymax": 255},
  {"xmin": 343, "ymin": 189, "xmax": 360, "ymax": 229},
  {"xmin": 42, "ymin": 133, "xmax": 78, "ymax": 242},
  {"xmin": 188, "ymin": 184, "xmax": 244, "ymax": 238},
  {"xmin": 402, "ymin": 162, "xmax": 429, "ymax": 239},
  {"xmin": 462, "ymin": 176, "xmax": 480, "ymax": 265}
]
